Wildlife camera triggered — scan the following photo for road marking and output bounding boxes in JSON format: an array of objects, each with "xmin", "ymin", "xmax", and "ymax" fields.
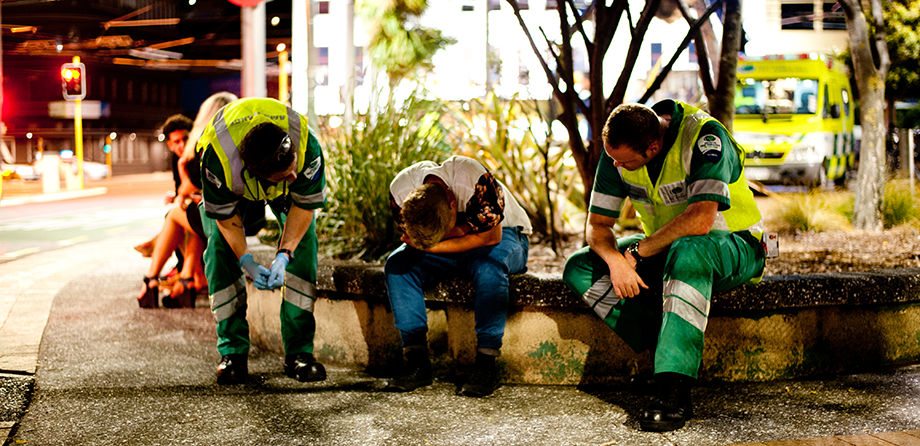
[
  {"xmin": 1, "ymin": 247, "xmax": 39, "ymax": 260},
  {"xmin": 104, "ymin": 226, "xmax": 130, "ymax": 236},
  {"xmin": 59, "ymin": 235, "xmax": 89, "ymax": 246}
]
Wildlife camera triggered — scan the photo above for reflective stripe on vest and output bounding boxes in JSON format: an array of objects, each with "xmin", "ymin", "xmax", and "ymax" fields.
[{"xmin": 619, "ymin": 102, "xmax": 764, "ymax": 240}]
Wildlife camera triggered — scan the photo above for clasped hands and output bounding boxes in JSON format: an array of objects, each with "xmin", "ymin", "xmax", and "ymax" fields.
[{"xmin": 239, "ymin": 253, "xmax": 290, "ymax": 290}]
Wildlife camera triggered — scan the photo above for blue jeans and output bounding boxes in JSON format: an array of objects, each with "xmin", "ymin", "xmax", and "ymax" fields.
[{"xmin": 385, "ymin": 227, "xmax": 530, "ymax": 351}]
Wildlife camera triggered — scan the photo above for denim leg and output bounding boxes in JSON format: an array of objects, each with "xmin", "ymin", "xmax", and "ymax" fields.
[
  {"xmin": 459, "ymin": 227, "xmax": 530, "ymax": 351},
  {"xmin": 385, "ymin": 244, "xmax": 460, "ymax": 348}
]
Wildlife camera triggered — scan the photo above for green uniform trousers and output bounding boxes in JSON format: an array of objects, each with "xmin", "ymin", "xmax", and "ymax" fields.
[
  {"xmin": 200, "ymin": 201, "xmax": 319, "ymax": 357},
  {"xmin": 563, "ymin": 231, "xmax": 764, "ymax": 379}
]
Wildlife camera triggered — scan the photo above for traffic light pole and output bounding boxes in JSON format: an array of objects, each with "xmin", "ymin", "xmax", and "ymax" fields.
[{"xmin": 72, "ymin": 56, "xmax": 84, "ymax": 189}]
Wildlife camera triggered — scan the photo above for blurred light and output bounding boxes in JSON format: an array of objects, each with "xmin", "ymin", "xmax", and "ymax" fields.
[
  {"xmin": 130, "ymin": 133, "xmax": 137, "ymax": 140},
  {"xmin": 157, "ymin": 134, "xmax": 165, "ymax": 142},
  {"xmin": 110, "ymin": 132, "xmax": 118, "ymax": 140},
  {"xmin": 398, "ymin": 118, "xmax": 409, "ymax": 127},
  {"xmin": 271, "ymin": 16, "xmax": 281, "ymax": 26},
  {"xmin": 56, "ymin": 44, "xmax": 63, "ymax": 51},
  {"xmin": 328, "ymin": 115, "xmax": 343, "ymax": 128},
  {"xmin": 277, "ymin": 43, "xmax": 286, "ymax": 52},
  {"xmin": 356, "ymin": 122, "xmax": 366, "ymax": 131},
  {"xmin": 26, "ymin": 133, "xmax": 32, "ymax": 139},
  {"xmin": 61, "ymin": 150, "xmax": 74, "ymax": 159},
  {"xmin": 189, "ymin": 0, "xmax": 196, "ymax": 5}
]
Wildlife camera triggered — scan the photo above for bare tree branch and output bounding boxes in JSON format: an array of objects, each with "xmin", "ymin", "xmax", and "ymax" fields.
[
  {"xmin": 675, "ymin": 0, "xmax": 715, "ymax": 96},
  {"xmin": 609, "ymin": 0, "xmax": 663, "ymax": 110},
  {"xmin": 506, "ymin": 0, "xmax": 562, "ymax": 99},
  {"xmin": 564, "ymin": 0, "xmax": 593, "ymax": 52},
  {"xmin": 638, "ymin": 0, "xmax": 724, "ymax": 104}
]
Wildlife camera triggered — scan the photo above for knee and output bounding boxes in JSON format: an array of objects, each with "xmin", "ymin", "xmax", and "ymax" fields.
[{"xmin": 666, "ymin": 236, "xmax": 714, "ymax": 278}]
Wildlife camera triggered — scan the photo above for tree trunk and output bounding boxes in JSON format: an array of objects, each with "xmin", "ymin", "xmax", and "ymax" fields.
[
  {"xmin": 707, "ymin": 0, "xmax": 741, "ymax": 132},
  {"xmin": 840, "ymin": 0, "xmax": 890, "ymax": 231}
]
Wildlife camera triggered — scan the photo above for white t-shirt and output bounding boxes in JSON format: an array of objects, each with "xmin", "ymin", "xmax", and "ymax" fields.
[{"xmin": 390, "ymin": 155, "xmax": 533, "ymax": 234}]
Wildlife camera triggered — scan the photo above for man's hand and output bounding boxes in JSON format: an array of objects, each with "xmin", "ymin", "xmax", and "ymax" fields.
[
  {"xmin": 267, "ymin": 253, "xmax": 290, "ymax": 290},
  {"xmin": 239, "ymin": 253, "xmax": 271, "ymax": 290},
  {"xmin": 607, "ymin": 255, "xmax": 648, "ymax": 299},
  {"xmin": 164, "ymin": 191, "xmax": 177, "ymax": 205}
]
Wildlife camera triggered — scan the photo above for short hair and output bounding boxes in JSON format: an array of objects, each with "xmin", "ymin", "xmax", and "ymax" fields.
[
  {"xmin": 161, "ymin": 114, "xmax": 193, "ymax": 137},
  {"xmin": 239, "ymin": 122, "xmax": 295, "ymax": 179},
  {"xmin": 602, "ymin": 103, "xmax": 661, "ymax": 154},
  {"xmin": 401, "ymin": 183, "xmax": 452, "ymax": 249}
]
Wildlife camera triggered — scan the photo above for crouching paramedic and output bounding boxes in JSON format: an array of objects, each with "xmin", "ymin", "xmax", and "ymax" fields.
[
  {"xmin": 563, "ymin": 101, "xmax": 766, "ymax": 432},
  {"xmin": 197, "ymin": 97, "xmax": 327, "ymax": 385}
]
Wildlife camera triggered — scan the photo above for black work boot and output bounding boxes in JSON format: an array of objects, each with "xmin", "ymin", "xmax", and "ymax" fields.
[
  {"xmin": 460, "ymin": 352, "xmax": 500, "ymax": 398},
  {"xmin": 216, "ymin": 354, "xmax": 248, "ymax": 385},
  {"xmin": 639, "ymin": 372, "xmax": 694, "ymax": 432},
  {"xmin": 284, "ymin": 353, "xmax": 327, "ymax": 382},
  {"xmin": 383, "ymin": 347, "xmax": 432, "ymax": 392}
]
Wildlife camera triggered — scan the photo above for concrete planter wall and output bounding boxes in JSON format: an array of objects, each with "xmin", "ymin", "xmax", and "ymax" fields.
[{"xmin": 246, "ymin": 248, "xmax": 920, "ymax": 384}]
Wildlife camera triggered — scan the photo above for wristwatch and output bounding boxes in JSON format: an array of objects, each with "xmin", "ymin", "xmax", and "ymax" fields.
[
  {"xmin": 277, "ymin": 248, "xmax": 295, "ymax": 261},
  {"xmin": 626, "ymin": 242, "xmax": 643, "ymax": 263}
]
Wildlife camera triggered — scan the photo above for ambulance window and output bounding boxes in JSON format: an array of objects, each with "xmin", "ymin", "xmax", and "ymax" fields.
[{"xmin": 841, "ymin": 88, "xmax": 851, "ymax": 118}]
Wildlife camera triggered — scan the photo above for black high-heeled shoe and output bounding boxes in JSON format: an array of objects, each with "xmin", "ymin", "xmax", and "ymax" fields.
[
  {"xmin": 139, "ymin": 277, "xmax": 159, "ymax": 308},
  {"xmin": 164, "ymin": 278, "xmax": 196, "ymax": 308},
  {"xmin": 176, "ymin": 278, "xmax": 196, "ymax": 308}
]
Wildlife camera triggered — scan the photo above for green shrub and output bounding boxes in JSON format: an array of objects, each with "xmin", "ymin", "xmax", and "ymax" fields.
[
  {"xmin": 770, "ymin": 191, "xmax": 852, "ymax": 233},
  {"xmin": 443, "ymin": 93, "xmax": 585, "ymax": 249},
  {"xmin": 315, "ymin": 95, "xmax": 453, "ymax": 260},
  {"xmin": 882, "ymin": 179, "xmax": 920, "ymax": 229}
]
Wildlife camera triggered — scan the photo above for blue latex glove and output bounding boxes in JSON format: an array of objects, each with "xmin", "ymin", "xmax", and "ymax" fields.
[
  {"xmin": 239, "ymin": 253, "xmax": 271, "ymax": 290},
  {"xmin": 267, "ymin": 252, "xmax": 290, "ymax": 290}
]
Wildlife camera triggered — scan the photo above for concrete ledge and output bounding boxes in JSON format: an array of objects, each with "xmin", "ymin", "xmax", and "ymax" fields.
[{"xmin": 245, "ymin": 247, "xmax": 920, "ymax": 384}]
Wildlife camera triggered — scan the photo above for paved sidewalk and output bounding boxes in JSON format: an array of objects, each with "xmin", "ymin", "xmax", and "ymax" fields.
[{"xmin": 0, "ymin": 235, "xmax": 918, "ymax": 445}]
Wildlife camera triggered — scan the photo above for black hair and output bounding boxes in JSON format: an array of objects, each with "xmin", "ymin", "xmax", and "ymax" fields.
[
  {"xmin": 238, "ymin": 122, "xmax": 295, "ymax": 178},
  {"xmin": 161, "ymin": 114, "xmax": 193, "ymax": 136}
]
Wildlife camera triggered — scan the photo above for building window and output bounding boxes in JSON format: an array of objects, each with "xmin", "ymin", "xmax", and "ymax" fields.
[
  {"xmin": 822, "ymin": 1, "xmax": 846, "ymax": 30},
  {"xmin": 317, "ymin": 47, "xmax": 329, "ymax": 86},
  {"xmin": 781, "ymin": 2, "xmax": 815, "ymax": 30},
  {"xmin": 355, "ymin": 46, "xmax": 365, "ymax": 86},
  {"xmin": 318, "ymin": 1, "xmax": 329, "ymax": 14},
  {"xmin": 462, "ymin": 5, "xmax": 474, "ymax": 11},
  {"xmin": 689, "ymin": 41, "xmax": 698, "ymax": 64},
  {"xmin": 651, "ymin": 43, "xmax": 662, "ymax": 68}
]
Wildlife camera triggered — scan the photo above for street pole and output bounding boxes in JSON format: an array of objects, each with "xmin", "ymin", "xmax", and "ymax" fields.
[
  {"xmin": 343, "ymin": 0, "xmax": 355, "ymax": 133},
  {"xmin": 73, "ymin": 56, "xmax": 84, "ymax": 189},
  {"xmin": 241, "ymin": 3, "xmax": 267, "ymax": 98},
  {"xmin": 292, "ymin": 0, "xmax": 317, "ymax": 125},
  {"xmin": 278, "ymin": 44, "xmax": 289, "ymax": 104}
]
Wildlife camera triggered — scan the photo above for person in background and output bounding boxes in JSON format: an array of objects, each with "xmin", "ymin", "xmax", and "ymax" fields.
[
  {"xmin": 197, "ymin": 97, "xmax": 327, "ymax": 385},
  {"xmin": 563, "ymin": 101, "xmax": 766, "ymax": 432},
  {"xmin": 384, "ymin": 155, "xmax": 531, "ymax": 398},
  {"xmin": 135, "ymin": 92, "xmax": 238, "ymax": 308},
  {"xmin": 137, "ymin": 114, "xmax": 192, "ymax": 307}
]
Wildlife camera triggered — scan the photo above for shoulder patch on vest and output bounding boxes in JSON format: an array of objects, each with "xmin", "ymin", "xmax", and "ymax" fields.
[
  {"xmin": 697, "ymin": 134, "xmax": 723, "ymax": 162},
  {"xmin": 205, "ymin": 168, "xmax": 223, "ymax": 189},
  {"xmin": 304, "ymin": 156, "xmax": 322, "ymax": 181}
]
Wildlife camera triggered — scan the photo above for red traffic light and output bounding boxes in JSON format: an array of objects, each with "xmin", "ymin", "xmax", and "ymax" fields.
[{"xmin": 60, "ymin": 63, "xmax": 86, "ymax": 101}]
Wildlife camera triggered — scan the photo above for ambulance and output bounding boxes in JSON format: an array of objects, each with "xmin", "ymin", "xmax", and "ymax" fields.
[{"xmin": 733, "ymin": 53, "xmax": 857, "ymax": 188}]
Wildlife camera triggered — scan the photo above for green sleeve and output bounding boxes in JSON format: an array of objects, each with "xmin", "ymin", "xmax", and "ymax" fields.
[
  {"xmin": 289, "ymin": 131, "xmax": 327, "ymax": 210},
  {"xmin": 687, "ymin": 121, "xmax": 741, "ymax": 211},
  {"xmin": 588, "ymin": 150, "xmax": 629, "ymax": 218}
]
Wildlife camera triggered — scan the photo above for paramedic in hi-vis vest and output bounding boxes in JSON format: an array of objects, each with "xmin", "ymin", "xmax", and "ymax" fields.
[
  {"xmin": 197, "ymin": 98, "xmax": 327, "ymax": 385},
  {"xmin": 563, "ymin": 101, "xmax": 766, "ymax": 432}
]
